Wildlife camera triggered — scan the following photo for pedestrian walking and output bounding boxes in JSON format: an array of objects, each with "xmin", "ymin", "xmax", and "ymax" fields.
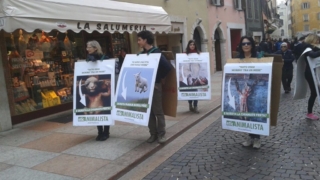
[
  {"xmin": 237, "ymin": 36, "xmax": 261, "ymax": 149},
  {"xmin": 86, "ymin": 40, "xmax": 111, "ymax": 141},
  {"xmin": 274, "ymin": 42, "xmax": 295, "ymax": 93},
  {"xmin": 185, "ymin": 40, "xmax": 201, "ymax": 113},
  {"xmin": 301, "ymin": 34, "xmax": 320, "ymax": 120},
  {"xmin": 137, "ymin": 30, "xmax": 172, "ymax": 144}
]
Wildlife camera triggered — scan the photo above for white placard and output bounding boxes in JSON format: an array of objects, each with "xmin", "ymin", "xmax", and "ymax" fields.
[
  {"xmin": 176, "ymin": 53, "xmax": 211, "ymax": 100},
  {"xmin": 73, "ymin": 60, "xmax": 115, "ymax": 126},
  {"xmin": 307, "ymin": 56, "xmax": 320, "ymax": 106},
  {"xmin": 221, "ymin": 63, "xmax": 272, "ymax": 136},
  {"xmin": 113, "ymin": 54, "xmax": 160, "ymax": 126}
]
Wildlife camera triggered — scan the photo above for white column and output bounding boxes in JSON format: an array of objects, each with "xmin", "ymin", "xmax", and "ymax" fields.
[{"xmin": 0, "ymin": 48, "xmax": 12, "ymax": 132}]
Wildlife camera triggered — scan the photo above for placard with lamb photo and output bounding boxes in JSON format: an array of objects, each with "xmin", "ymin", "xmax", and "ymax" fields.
[
  {"xmin": 176, "ymin": 52, "xmax": 211, "ymax": 100},
  {"xmin": 113, "ymin": 54, "xmax": 160, "ymax": 126},
  {"xmin": 73, "ymin": 59, "xmax": 115, "ymax": 126}
]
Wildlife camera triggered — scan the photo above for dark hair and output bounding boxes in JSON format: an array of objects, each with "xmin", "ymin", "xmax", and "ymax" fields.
[
  {"xmin": 238, "ymin": 36, "xmax": 257, "ymax": 58},
  {"xmin": 186, "ymin": 40, "xmax": 200, "ymax": 54},
  {"xmin": 121, "ymin": 47, "xmax": 128, "ymax": 53},
  {"xmin": 299, "ymin": 36, "xmax": 305, "ymax": 41},
  {"xmin": 137, "ymin": 31, "xmax": 154, "ymax": 45}
]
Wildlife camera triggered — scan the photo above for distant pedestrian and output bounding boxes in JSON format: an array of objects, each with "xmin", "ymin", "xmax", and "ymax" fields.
[
  {"xmin": 259, "ymin": 38, "xmax": 269, "ymax": 53},
  {"xmin": 236, "ymin": 36, "xmax": 261, "ymax": 149},
  {"xmin": 275, "ymin": 38, "xmax": 283, "ymax": 51},
  {"xmin": 293, "ymin": 36, "xmax": 306, "ymax": 60},
  {"xmin": 274, "ymin": 42, "xmax": 295, "ymax": 93}
]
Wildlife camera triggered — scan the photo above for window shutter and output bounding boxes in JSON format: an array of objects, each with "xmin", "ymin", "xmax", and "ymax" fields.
[
  {"xmin": 241, "ymin": 0, "xmax": 246, "ymax": 10},
  {"xmin": 233, "ymin": 0, "xmax": 237, "ymax": 9},
  {"xmin": 220, "ymin": 0, "xmax": 224, "ymax": 6}
]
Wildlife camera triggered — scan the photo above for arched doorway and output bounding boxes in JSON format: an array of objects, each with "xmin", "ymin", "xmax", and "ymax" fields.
[
  {"xmin": 193, "ymin": 28, "xmax": 202, "ymax": 51},
  {"xmin": 214, "ymin": 29, "xmax": 222, "ymax": 71}
]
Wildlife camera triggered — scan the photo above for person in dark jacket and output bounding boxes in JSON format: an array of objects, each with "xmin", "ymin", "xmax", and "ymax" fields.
[
  {"xmin": 293, "ymin": 36, "xmax": 306, "ymax": 60},
  {"xmin": 274, "ymin": 42, "xmax": 295, "ymax": 93},
  {"xmin": 275, "ymin": 38, "xmax": 283, "ymax": 51},
  {"xmin": 86, "ymin": 40, "xmax": 110, "ymax": 141},
  {"xmin": 302, "ymin": 34, "xmax": 320, "ymax": 120},
  {"xmin": 137, "ymin": 30, "xmax": 172, "ymax": 144},
  {"xmin": 259, "ymin": 38, "xmax": 269, "ymax": 53},
  {"xmin": 236, "ymin": 36, "xmax": 261, "ymax": 149}
]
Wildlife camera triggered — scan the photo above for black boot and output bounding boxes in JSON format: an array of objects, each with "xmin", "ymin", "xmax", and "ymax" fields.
[
  {"xmin": 96, "ymin": 126, "xmax": 103, "ymax": 141},
  {"xmin": 100, "ymin": 126, "xmax": 110, "ymax": 141}
]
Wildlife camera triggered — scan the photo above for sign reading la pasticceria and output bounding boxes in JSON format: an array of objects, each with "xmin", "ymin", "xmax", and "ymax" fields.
[{"xmin": 77, "ymin": 22, "xmax": 147, "ymax": 31}]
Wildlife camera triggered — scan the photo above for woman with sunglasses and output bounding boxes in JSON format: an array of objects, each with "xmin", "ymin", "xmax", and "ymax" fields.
[{"xmin": 236, "ymin": 36, "xmax": 261, "ymax": 149}]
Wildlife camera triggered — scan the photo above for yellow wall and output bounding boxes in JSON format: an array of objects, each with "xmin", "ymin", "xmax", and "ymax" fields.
[{"xmin": 291, "ymin": 0, "xmax": 320, "ymax": 34}]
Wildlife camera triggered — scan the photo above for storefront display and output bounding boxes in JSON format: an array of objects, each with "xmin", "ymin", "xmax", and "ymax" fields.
[
  {"xmin": 0, "ymin": 0, "xmax": 171, "ymax": 126},
  {"xmin": 6, "ymin": 30, "xmax": 131, "ymax": 117}
]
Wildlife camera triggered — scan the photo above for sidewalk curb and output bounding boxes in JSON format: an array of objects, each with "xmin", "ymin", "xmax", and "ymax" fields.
[{"xmin": 109, "ymin": 103, "xmax": 222, "ymax": 180}]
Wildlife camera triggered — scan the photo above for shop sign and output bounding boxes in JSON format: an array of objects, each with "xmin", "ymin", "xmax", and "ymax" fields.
[
  {"xmin": 169, "ymin": 22, "xmax": 183, "ymax": 34},
  {"xmin": 0, "ymin": 18, "xmax": 4, "ymax": 27},
  {"xmin": 77, "ymin": 22, "xmax": 147, "ymax": 32}
]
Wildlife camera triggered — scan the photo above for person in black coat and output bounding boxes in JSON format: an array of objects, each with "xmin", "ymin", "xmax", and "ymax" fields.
[
  {"xmin": 137, "ymin": 30, "xmax": 172, "ymax": 144},
  {"xmin": 274, "ymin": 42, "xmax": 295, "ymax": 93},
  {"xmin": 86, "ymin": 40, "xmax": 110, "ymax": 141}
]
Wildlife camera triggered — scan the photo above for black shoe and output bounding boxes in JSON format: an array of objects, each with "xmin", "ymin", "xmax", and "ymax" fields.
[
  {"xmin": 99, "ymin": 133, "xmax": 109, "ymax": 141},
  {"xmin": 96, "ymin": 133, "xmax": 102, "ymax": 141}
]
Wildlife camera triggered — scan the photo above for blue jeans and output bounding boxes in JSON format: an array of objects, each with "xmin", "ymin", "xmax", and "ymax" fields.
[{"xmin": 188, "ymin": 100, "xmax": 198, "ymax": 107}]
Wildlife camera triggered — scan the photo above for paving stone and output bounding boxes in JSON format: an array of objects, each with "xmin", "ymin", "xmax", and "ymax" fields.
[{"xmin": 142, "ymin": 76, "xmax": 320, "ymax": 180}]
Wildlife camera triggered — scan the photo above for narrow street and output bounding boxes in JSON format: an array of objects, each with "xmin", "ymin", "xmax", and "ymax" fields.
[{"xmin": 140, "ymin": 90, "xmax": 320, "ymax": 179}]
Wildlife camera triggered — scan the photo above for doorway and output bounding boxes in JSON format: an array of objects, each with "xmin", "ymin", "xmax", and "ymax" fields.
[
  {"xmin": 193, "ymin": 28, "xmax": 202, "ymax": 51},
  {"xmin": 214, "ymin": 29, "xmax": 222, "ymax": 71}
]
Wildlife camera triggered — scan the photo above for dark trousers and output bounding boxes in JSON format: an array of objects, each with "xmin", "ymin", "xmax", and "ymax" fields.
[
  {"xmin": 305, "ymin": 71, "xmax": 317, "ymax": 113},
  {"xmin": 282, "ymin": 68, "xmax": 293, "ymax": 91},
  {"xmin": 148, "ymin": 83, "xmax": 166, "ymax": 137},
  {"xmin": 97, "ymin": 126, "xmax": 110, "ymax": 134},
  {"xmin": 249, "ymin": 134, "xmax": 260, "ymax": 139},
  {"xmin": 188, "ymin": 100, "xmax": 198, "ymax": 107}
]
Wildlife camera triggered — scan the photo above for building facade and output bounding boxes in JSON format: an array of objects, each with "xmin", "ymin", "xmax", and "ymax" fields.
[
  {"xmin": 208, "ymin": 0, "xmax": 246, "ymax": 71},
  {"xmin": 244, "ymin": 0, "xmax": 264, "ymax": 42},
  {"xmin": 291, "ymin": 0, "xmax": 320, "ymax": 38},
  {"xmin": 114, "ymin": 0, "xmax": 213, "ymax": 72},
  {"xmin": 271, "ymin": 1, "xmax": 290, "ymax": 39}
]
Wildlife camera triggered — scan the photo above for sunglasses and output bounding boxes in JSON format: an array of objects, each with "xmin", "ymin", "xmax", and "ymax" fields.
[{"xmin": 241, "ymin": 42, "xmax": 251, "ymax": 46}]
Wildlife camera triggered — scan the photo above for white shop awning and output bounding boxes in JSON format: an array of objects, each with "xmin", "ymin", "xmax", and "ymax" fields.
[{"xmin": 0, "ymin": 0, "xmax": 171, "ymax": 33}]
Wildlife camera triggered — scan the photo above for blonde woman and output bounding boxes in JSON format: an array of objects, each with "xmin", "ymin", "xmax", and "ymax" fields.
[
  {"xmin": 302, "ymin": 34, "xmax": 320, "ymax": 120},
  {"xmin": 85, "ymin": 40, "xmax": 111, "ymax": 141}
]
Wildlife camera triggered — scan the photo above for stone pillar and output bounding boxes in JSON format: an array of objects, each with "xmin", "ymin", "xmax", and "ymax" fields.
[{"xmin": 0, "ymin": 31, "xmax": 12, "ymax": 131}]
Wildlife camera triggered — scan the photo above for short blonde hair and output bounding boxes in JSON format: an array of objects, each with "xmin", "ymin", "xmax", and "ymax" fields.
[
  {"xmin": 87, "ymin": 40, "xmax": 103, "ymax": 55},
  {"xmin": 305, "ymin": 34, "xmax": 319, "ymax": 45}
]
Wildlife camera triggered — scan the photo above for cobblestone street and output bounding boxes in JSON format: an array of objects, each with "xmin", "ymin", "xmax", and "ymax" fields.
[{"xmin": 143, "ymin": 91, "xmax": 320, "ymax": 180}]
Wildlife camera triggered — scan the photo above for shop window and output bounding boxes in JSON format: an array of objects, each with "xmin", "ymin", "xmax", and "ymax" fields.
[{"xmin": 6, "ymin": 29, "xmax": 130, "ymax": 116}]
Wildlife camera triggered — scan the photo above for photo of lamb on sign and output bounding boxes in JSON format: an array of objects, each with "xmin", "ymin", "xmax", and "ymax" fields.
[
  {"xmin": 75, "ymin": 75, "xmax": 112, "ymax": 115},
  {"xmin": 134, "ymin": 72, "xmax": 148, "ymax": 93}
]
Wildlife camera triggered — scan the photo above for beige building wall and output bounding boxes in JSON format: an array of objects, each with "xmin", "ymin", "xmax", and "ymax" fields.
[
  {"xmin": 114, "ymin": 0, "xmax": 213, "ymax": 73},
  {"xmin": 291, "ymin": 0, "xmax": 320, "ymax": 36}
]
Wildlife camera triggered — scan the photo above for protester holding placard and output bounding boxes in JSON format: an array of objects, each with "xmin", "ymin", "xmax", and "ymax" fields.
[
  {"xmin": 86, "ymin": 40, "xmax": 111, "ymax": 141},
  {"xmin": 237, "ymin": 36, "xmax": 262, "ymax": 149},
  {"xmin": 301, "ymin": 34, "xmax": 320, "ymax": 120},
  {"xmin": 137, "ymin": 31, "xmax": 172, "ymax": 144},
  {"xmin": 184, "ymin": 40, "xmax": 201, "ymax": 113}
]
